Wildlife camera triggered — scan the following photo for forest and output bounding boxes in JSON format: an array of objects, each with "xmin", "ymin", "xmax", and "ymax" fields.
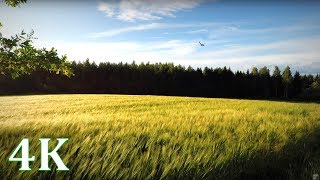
[{"xmin": 1, "ymin": 59, "xmax": 319, "ymax": 100}]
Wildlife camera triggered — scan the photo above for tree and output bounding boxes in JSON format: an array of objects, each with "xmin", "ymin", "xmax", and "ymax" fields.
[
  {"xmin": 0, "ymin": 30, "xmax": 73, "ymax": 79},
  {"xmin": 282, "ymin": 66, "xmax": 292, "ymax": 98},
  {"xmin": 311, "ymin": 75, "xmax": 320, "ymax": 89},
  {"xmin": 273, "ymin": 66, "xmax": 281, "ymax": 77},
  {"xmin": 292, "ymin": 71, "xmax": 302, "ymax": 96},
  {"xmin": 251, "ymin": 67, "xmax": 259, "ymax": 76},
  {"xmin": 259, "ymin": 66, "xmax": 270, "ymax": 77},
  {"xmin": 272, "ymin": 66, "xmax": 281, "ymax": 97},
  {"xmin": 0, "ymin": 0, "xmax": 72, "ymax": 79},
  {"xmin": 250, "ymin": 67, "xmax": 259, "ymax": 97},
  {"xmin": 4, "ymin": 0, "xmax": 27, "ymax": 7},
  {"xmin": 259, "ymin": 66, "xmax": 271, "ymax": 97},
  {"xmin": 0, "ymin": 0, "xmax": 27, "ymax": 28}
]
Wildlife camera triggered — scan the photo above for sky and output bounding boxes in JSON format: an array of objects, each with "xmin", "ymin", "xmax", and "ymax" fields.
[{"xmin": 1, "ymin": 0, "xmax": 320, "ymax": 74}]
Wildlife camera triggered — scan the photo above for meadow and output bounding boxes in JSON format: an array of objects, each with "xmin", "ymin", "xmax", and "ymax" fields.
[{"xmin": 0, "ymin": 94, "xmax": 319, "ymax": 179}]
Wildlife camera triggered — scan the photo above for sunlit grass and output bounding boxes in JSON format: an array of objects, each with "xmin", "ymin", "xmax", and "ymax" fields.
[{"xmin": 0, "ymin": 95, "xmax": 319, "ymax": 179}]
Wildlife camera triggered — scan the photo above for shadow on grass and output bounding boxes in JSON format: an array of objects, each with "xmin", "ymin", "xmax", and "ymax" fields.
[
  {"xmin": 160, "ymin": 127, "xmax": 320, "ymax": 180},
  {"xmin": 233, "ymin": 128, "xmax": 320, "ymax": 180}
]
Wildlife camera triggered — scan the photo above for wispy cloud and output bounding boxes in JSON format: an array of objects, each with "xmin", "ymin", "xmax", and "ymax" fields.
[
  {"xmin": 89, "ymin": 22, "xmax": 232, "ymax": 38},
  {"xmin": 185, "ymin": 29, "xmax": 208, "ymax": 34},
  {"xmin": 97, "ymin": 1, "xmax": 116, "ymax": 17},
  {"xmin": 35, "ymin": 36, "xmax": 320, "ymax": 74},
  {"xmin": 89, "ymin": 23, "xmax": 162, "ymax": 38},
  {"xmin": 208, "ymin": 23, "xmax": 320, "ymax": 39},
  {"xmin": 97, "ymin": 0, "xmax": 202, "ymax": 22},
  {"xmin": 89, "ymin": 21, "xmax": 320, "ymax": 40},
  {"xmin": 91, "ymin": 21, "xmax": 316, "ymax": 39}
]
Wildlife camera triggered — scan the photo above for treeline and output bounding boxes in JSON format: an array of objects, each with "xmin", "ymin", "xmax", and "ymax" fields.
[{"xmin": 1, "ymin": 60, "xmax": 319, "ymax": 100}]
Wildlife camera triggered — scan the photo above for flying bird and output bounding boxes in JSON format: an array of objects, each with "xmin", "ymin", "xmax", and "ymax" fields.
[{"xmin": 199, "ymin": 41, "xmax": 205, "ymax": 46}]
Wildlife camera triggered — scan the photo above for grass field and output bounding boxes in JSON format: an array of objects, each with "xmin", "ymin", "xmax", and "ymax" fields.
[{"xmin": 0, "ymin": 95, "xmax": 319, "ymax": 179}]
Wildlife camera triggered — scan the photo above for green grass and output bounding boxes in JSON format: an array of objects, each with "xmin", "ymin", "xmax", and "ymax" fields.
[{"xmin": 0, "ymin": 95, "xmax": 319, "ymax": 179}]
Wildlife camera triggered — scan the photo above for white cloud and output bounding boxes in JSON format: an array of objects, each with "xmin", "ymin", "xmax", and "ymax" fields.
[
  {"xmin": 98, "ymin": 2, "xmax": 115, "ymax": 17},
  {"xmin": 34, "ymin": 36, "xmax": 320, "ymax": 74},
  {"xmin": 89, "ymin": 23, "xmax": 162, "ymax": 38},
  {"xmin": 97, "ymin": 0, "xmax": 202, "ymax": 22},
  {"xmin": 186, "ymin": 29, "xmax": 208, "ymax": 34},
  {"xmin": 90, "ymin": 22, "xmax": 229, "ymax": 38},
  {"xmin": 208, "ymin": 23, "xmax": 320, "ymax": 39}
]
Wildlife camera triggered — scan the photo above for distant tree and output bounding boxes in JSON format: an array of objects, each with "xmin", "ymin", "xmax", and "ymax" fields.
[
  {"xmin": 258, "ymin": 66, "xmax": 271, "ymax": 97},
  {"xmin": 282, "ymin": 66, "xmax": 293, "ymax": 98},
  {"xmin": 203, "ymin": 67, "xmax": 211, "ymax": 77},
  {"xmin": 187, "ymin": 65, "xmax": 193, "ymax": 72},
  {"xmin": 272, "ymin": 66, "xmax": 282, "ymax": 97},
  {"xmin": 251, "ymin": 67, "xmax": 259, "ymax": 76},
  {"xmin": 273, "ymin": 66, "xmax": 281, "ymax": 77},
  {"xmin": 311, "ymin": 75, "xmax": 320, "ymax": 89},
  {"xmin": 292, "ymin": 71, "xmax": 303, "ymax": 96},
  {"xmin": 0, "ymin": 60, "xmax": 318, "ymax": 100},
  {"xmin": 250, "ymin": 67, "xmax": 259, "ymax": 96},
  {"xmin": 259, "ymin": 66, "xmax": 270, "ymax": 77}
]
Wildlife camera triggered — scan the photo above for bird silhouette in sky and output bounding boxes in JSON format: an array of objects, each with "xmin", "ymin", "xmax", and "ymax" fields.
[{"xmin": 199, "ymin": 41, "xmax": 205, "ymax": 46}]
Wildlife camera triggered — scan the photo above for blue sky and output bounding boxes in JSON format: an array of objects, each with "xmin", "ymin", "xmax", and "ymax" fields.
[{"xmin": 1, "ymin": 0, "xmax": 320, "ymax": 74}]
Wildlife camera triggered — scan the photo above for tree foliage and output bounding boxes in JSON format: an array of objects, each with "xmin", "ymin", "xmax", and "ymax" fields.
[
  {"xmin": 272, "ymin": 66, "xmax": 281, "ymax": 77},
  {"xmin": 282, "ymin": 66, "xmax": 293, "ymax": 84},
  {"xmin": 259, "ymin": 66, "xmax": 270, "ymax": 77},
  {"xmin": 0, "ymin": 0, "xmax": 72, "ymax": 79},
  {"xmin": 282, "ymin": 66, "xmax": 293, "ymax": 98},
  {"xmin": 251, "ymin": 67, "xmax": 259, "ymax": 76},
  {"xmin": 0, "ymin": 30, "xmax": 73, "ymax": 78},
  {"xmin": 4, "ymin": 0, "xmax": 27, "ymax": 7}
]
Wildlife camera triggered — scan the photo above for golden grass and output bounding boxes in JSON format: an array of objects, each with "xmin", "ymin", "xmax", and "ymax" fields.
[{"xmin": 0, "ymin": 95, "xmax": 319, "ymax": 179}]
